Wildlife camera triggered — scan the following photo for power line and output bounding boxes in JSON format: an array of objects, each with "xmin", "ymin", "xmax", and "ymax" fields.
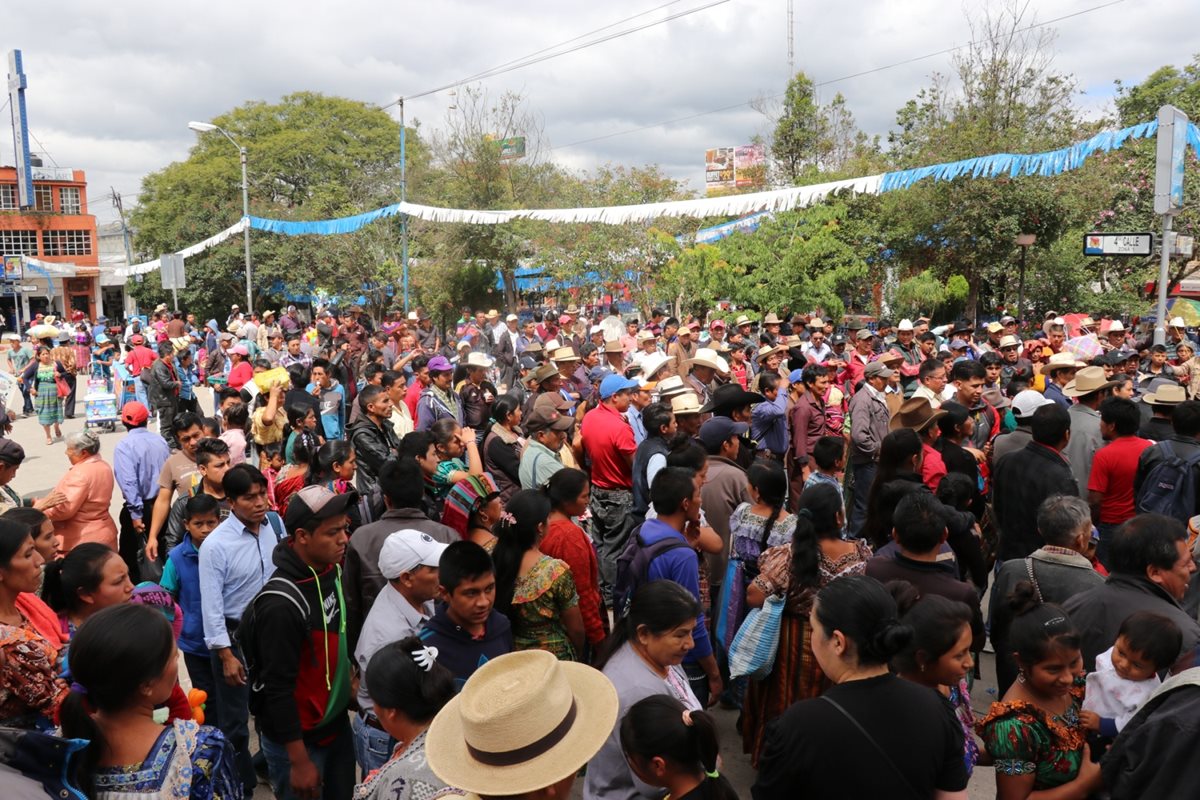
[
  {"xmin": 27, "ymin": 130, "xmax": 60, "ymax": 167},
  {"xmin": 550, "ymin": 0, "xmax": 1127, "ymax": 152},
  {"xmin": 386, "ymin": 0, "xmax": 729, "ymax": 106}
]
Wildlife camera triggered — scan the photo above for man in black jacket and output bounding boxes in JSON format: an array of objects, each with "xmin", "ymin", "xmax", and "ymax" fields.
[
  {"xmin": 145, "ymin": 342, "xmax": 181, "ymax": 444},
  {"xmin": 1102, "ymin": 669, "xmax": 1200, "ymax": 798},
  {"xmin": 249, "ymin": 485, "xmax": 356, "ymax": 800},
  {"xmin": 992, "ymin": 402, "xmax": 1078, "ymax": 561},
  {"xmin": 1063, "ymin": 514, "xmax": 1200, "ymax": 671},
  {"xmin": 347, "ymin": 385, "xmax": 400, "ymax": 495}
]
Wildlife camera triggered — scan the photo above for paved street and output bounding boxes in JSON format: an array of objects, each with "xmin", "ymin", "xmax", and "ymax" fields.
[{"xmin": 7, "ymin": 380, "xmax": 997, "ymax": 798}]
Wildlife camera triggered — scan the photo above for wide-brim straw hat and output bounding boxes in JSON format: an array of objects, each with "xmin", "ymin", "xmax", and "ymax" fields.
[
  {"xmin": 1062, "ymin": 366, "xmax": 1119, "ymax": 398},
  {"xmin": 762, "ymin": 312, "xmax": 783, "ymax": 325},
  {"xmin": 465, "ymin": 352, "xmax": 495, "ymax": 369},
  {"xmin": 550, "ymin": 346, "xmax": 580, "ymax": 363},
  {"xmin": 640, "ymin": 353, "xmax": 671, "ymax": 381},
  {"xmin": 890, "ymin": 397, "xmax": 947, "ymax": 432},
  {"xmin": 685, "ymin": 349, "xmax": 729, "ymax": 374},
  {"xmin": 426, "ymin": 650, "xmax": 617, "ymax": 797},
  {"xmin": 755, "ymin": 344, "xmax": 781, "ymax": 363},
  {"xmin": 1043, "ymin": 351, "xmax": 1086, "ymax": 375},
  {"xmin": 1143, "ymin": 383, "xmax": 1188, "ymax": 406}
]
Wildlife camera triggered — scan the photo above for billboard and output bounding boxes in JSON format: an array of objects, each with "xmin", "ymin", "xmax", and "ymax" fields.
[
  {"xmin": 3, "ymin": 256, "xmax": 21, "ymax": 281},
  {"xmin": 706, "ymin": 144, "xmax": 765, "ymax": 194},
  {"xmin": 498, "ymin": 136, "xmax": 526, "ymax": 160}
]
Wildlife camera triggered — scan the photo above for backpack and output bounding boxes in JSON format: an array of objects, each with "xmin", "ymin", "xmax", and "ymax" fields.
[
  {"xmin": 612, "ymin": 524, "xmax": 690, "ymax": 619},
  {"xmin": 1136, "ymin": 441, "xmax": 1200, "ymax": 521}
]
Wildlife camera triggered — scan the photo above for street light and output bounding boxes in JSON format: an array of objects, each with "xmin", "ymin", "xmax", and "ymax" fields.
[
  {"xmin": 1015, "ymin": 233, "xmax": 1036, "ymax": 323},
  {"xmin": 188, "ymin": 120, "xmax": 254, "ymax": 315}
]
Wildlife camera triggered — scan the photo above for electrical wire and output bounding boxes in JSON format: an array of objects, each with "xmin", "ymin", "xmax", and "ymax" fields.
[
  {"xmin": 385, "ymin": 0, "xmax": 729, "ymax": 106},
  {"xmin": 549, "ymin": 0, "xmax": 1127, "ymax": 151}
]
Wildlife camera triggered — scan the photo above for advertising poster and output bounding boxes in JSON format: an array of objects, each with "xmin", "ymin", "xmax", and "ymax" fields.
[{"xmin": 705, "ymin": 147, "xmax": 736, "ymax": 193}]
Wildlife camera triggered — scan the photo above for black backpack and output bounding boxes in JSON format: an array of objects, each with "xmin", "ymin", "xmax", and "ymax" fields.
[
  {"xmin": 612, "ymin": 524, "xmax": 690, "ymax": 619},
  {"xmin": 1135, "ymin": 441, "xmax": 1200, "ymax": 521}
]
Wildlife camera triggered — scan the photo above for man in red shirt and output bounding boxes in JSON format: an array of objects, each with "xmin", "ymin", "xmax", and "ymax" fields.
[
  {"xmin": 580, "ymin": 373, "xmax": 639, "ymax": 602},
  {"xmin": 1088, "ymin": 396, "xmax": 1153, "ymax": 567},
  {"xmin": 124, "ymin": 333, "xmax": 157, "ymax": 377}
]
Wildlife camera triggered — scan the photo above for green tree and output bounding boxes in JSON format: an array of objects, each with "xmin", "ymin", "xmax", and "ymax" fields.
[
  {"xmin": 130, "ymin": 92, "xmax": 426, "ymax": 321},
  {"xmin": 1115, "ymin": 56, "xmax": 1200, "ymax": 124}
]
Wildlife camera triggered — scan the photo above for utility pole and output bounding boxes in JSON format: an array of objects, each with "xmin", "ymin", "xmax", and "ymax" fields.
[
  {"xmin": 787, "ymin": 0, "xmax": 794, "ymax": 75},
  {"xmin": 112, "ymin": 187, "xmax": 137, "ymax": 315},
  {"xmin": 399, "ymin": 97, "xmax": 410, "ymax": 314}
]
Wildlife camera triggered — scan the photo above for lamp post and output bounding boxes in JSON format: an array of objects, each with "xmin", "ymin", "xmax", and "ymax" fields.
[
  {"xmin": 1014, "ymin": 233, "xmax": 1036, "ymax": 323},
  {"xmin": 188, "ymin": 121, "xmax": 254, "ymax": 315},
  {"xmin": 398, "ymin": 98, "xmax": 409, "ymax": 314}
]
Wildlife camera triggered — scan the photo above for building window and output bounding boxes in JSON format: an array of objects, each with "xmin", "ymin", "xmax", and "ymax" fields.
[
  {"xmin": 0, "ymin": 185, "xmax": 16, "ymax": 210},
  {"xmin": 34, "ymin": 185, "xmax": 53, "ymax": 212},
  {"xmin": 59, "ymin": 187, "xmax": 81, "ymax": 215},
  {"xmin": 42, "ymin": 229, "xmax": 92, "ymax": 256},
  {"xmin": 0, "ymin": 230, "xmax": 39, "ymax": 255}
]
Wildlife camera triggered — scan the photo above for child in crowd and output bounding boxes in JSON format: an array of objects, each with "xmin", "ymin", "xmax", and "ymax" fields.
[
  {"xmin": 620, "ymin": 694, "xmax": 739, "ymax": 800},
  {"xmin": 1081, "ymin": 611, "xmax": 1182, "ymax": 737},
  {"xmin": 804, "ymin": 435, "xmax": 845, "ymax": 531},
  {"xmin": 161, "ymin": 494, "xmax": 223, "ymax": 726},
  {"xmin": 219, "ymin": 401, "xmax": 249, "ymax": 465},
  {"xmin": 260, "ymin": 442, "xmax": 284, "ymax": 510}
]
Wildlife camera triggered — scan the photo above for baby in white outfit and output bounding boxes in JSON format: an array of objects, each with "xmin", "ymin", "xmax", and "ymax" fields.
[{"xmin": 1081, "ymin": 611, "xmax": 1182, "ymax": 736}]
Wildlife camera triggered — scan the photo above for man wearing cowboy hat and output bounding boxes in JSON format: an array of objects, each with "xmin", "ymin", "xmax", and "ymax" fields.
[
  {"xmin": 630, "ymin": 329, "xmax": 661, "ymax": 369},
  {"xmin": 1138, "ymin": 380, "xmax": 1186, "ymax": 441},
  {"xmin": 683, "ymin": 349, "xmax": 726, "ymax": 406},
  {"xmin": 992, "ymin": 403, "xmax": 1077, "ymax": 561},
  {"xmin": 1102, "ymin": 319, "xmax": 1128, "ymax": 352},
  {"xmin": 751, "ymin": 345, "xmax": 785, "ymax": 393},
  {"xmin": 550, "ymin": 345, "xmax": 584, "ymax": 410},
  {"xmin": 1166, "ymin": 316, "xmax": 1198, "ymax": 360},
  {"xmin": 997, "ymin": 334, "xmax": 1033, "ymax": 390},
  {"xmin": 521, "ymin": 364, "xmax": 563, "ymax": 421},
  {"xmin": 893, "ymin": 319, "xmax": 925, "ymax": 394},
  {"xmin": 1043, "ymin": 352, "xmax": 1086, "ymax": 410},
  {"xmin": 760, "ymin": 312, "xmax": 783, "ymax": 346},
  {"xmin": 1061, "ymin": 366, "xmax": 1120, "ymax": 496},
  {"xmin": 256, "ymin": 309, "xmax": 282, "ymax": 352}
]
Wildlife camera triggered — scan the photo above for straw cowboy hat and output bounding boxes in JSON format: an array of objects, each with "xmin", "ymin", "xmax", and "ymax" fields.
[
  {"xmin": 685, "ymin": 349, "xmax": 728, "ymax": 374},
  {"xmin": 1143, "ymin": 383, "xmax": 1187, "ymax": 406},
  {"xmin": 550, "ymin": 346, "xmax": 580, "ymax": 363},
  {"xmin": 464, "ymin": 352, "xmax": 495, "ymax": 369},
  {"xmin": 639, "ymin": 353, "xmax": 672, "ymax": 382},
  {"xmin": 762, "ymin": 312, "xmax": 783, "ymax": 325},
  {"xmin": 890, "ymin": 397, "xmax": 947, "ymax": 432},
  {"xmin": 1062, "ymin": 366, "xmax": 1119, "ymax": 398},
  {"xmin": 655, "ymin": 375, "xmax": 689, "ymax": 400},
  {"xmin": 1043, "ymin": 351, "xmax": 1086, "ymax": 375},
  {"xmin": 426, "ymin": 650, "xmax": 617, "ymax": 797},
  {"xmin": 734, "ymin": 314, "xmax": 753, "ymax": 327},
  {"xmin": 529, "ymin": 364, "xmax": 559, "ymax": 385},
  {"xmin": 755, "ymin": 344, "xmax": 782, "ymax": 364},
  {"xmin": 670, "ymin": 391, "xmax": 704, "ymax": 415}
]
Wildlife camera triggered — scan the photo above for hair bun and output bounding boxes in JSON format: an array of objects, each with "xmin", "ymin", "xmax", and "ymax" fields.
[
  {"xmin": 869, "ymin": 618, "xmax": 914, "ymax": 661},
  {"xmin": 883, "ymin": 580, "xmax": 920, "ymax": 617},
  {"xmin": 1007, "ymin": 580, "xmax": 1041, "ymax": 617}
]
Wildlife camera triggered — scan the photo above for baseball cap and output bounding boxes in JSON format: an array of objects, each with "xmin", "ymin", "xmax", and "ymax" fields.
[
  {"xmin": 284, "ymin": 485, "xmax": 359, "ymax": 530},
  {"xmin": 0, "ymin": 438, "xmax": 25, "ymax": 466},
  {"xmin": 378, "ymin": 530, "xmax": 449, "ymax": 580},
  {"xmin": 864, "ymin": 361, "xmax": 894, "ymax": 379},
  {"xmin": 788, "ymin": 368, "xmax": 806, "ymax": 383},
  {"xmin": 948, "ymin": 338, "xmax": 969, "ymax": 350},
  {"xmin": 855, "ymin": 329, "xmax": 874, "ymax": 341},
  {"xmin": 229, "ymin": 344, "xmax": 249, "ymax": 356},
  {"xmin": 587, "ymin": 366, "xmax": 614, "ymax": 384},
  {"xmin": 710, "ymin": 318, "xmax": 726, "ymax": 329},
  {"xmin": 697, "ymin": 417, "xmax": 749, "ymax": 450},
  {"xmin": 506, "ymin": 313, "xmax": 519, "ymax": 322},
  {"xmin": 599, "ymin": 374, "xmax": 639, "ymax": 399},
  {"xmin": 524, "ymin": 405, "xmax": 575, "ymax": 433},
  {"xmin": 427, "ymin": 355, "xmax": 453, "ymax": 373},
  {"xmin": 120, "ymin": 401, "xmax": 150, "ymax": 427},
  {"xmin": 1011, "ymin": 389, "xmax": 1054, "ymax": 419}
]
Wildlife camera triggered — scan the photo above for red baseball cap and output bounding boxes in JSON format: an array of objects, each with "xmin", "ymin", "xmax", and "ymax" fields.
[{"xmin": 120, "ymin": 401, "xmax": 149, "ymax": 426}]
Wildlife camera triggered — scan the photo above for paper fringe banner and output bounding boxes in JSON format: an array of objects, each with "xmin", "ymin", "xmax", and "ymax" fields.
[{"xmin": 117, "ymin": 119, "xmax": 1200, "ymax": 277}]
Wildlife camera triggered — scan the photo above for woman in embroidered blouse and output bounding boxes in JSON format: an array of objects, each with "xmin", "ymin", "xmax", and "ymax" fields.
[
  {"xmin": 0, "ymin": 519, "xmax": 68, "ymax": 729},
  {"xmin": 492, "ymin": 489, "xmax": 584, "ymax": 661},
  {"xmin": 542, "ymin": 468, "xmax": 609, "ymax": 656},
  {"xmin": 740, "ymin": 482, "xmax": 871, "ymax": 765},
  {"xmin": 892, "ymin": 585, "xmax": 989, "ymax": 777},
  {"xmin": 721, "ymin": 463, "xmax": 795, "ymax": 652},
  {"xmin": 426, "ymin": 418, "xmax": 485, "ymax": 505},
  {"xmin": 979, "ymin": 583, "xmax": 1101, "ymax": 800},
  {"xmin": 59, "ymin": 603, "xmax": 241, "ymax": 799},
  {"xmin": 43, "ymin": 543, "xmax": 135, "ymax": 645},
  {"xmin": 353, "ymin": 637, "xmax": 456, "ymax": 800}
]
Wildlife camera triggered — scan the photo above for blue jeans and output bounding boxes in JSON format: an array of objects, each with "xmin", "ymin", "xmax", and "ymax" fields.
[
  {"xmin": 849, "ymin": 461, "xmax": 876, "ymax": 538},
  {"xmin": 351, "ymin": 711, "xmax": 395, "ymax": 776},
  {"xmin": 209, "ymin": 643, "xmax": 255, "ymax": 793},
  {"xmin": 261, "ymin": 718, "xmax": 355, "ymax": 800}
]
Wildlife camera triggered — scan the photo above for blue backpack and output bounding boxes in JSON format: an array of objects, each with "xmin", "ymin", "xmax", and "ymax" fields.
[{"xmin": 1136, "ymin": 441, "xmax": 1200, "ymax": 521}]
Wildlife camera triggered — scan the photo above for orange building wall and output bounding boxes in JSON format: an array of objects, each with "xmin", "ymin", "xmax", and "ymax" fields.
[{"xmin": 0, "ymin": 166, "xmax": 99, "ymax": 269}]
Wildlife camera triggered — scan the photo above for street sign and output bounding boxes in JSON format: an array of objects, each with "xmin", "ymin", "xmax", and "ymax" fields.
[
  {"xmin": 16, "ymin": 285, "xmax": 36, "ymax": 292},
  {"xmin": 1083, "ymin": 232, "xmax": 1154, "ymax": 257},
  {"xmin": 1170, "ymin": 233, "xmax": 1195, "ymax": 257},
  {"xmin": 160, "ymin": 253, "xmax": 186, "ymax": 289}
]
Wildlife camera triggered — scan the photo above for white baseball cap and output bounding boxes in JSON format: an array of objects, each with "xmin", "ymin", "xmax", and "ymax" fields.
[
  {"xmin": 378, "ymin": 530, "xmax": 450, "ymax": 580},
  {"xmin": 1011, "ymin": 389, "xmax": 1055, "ymax": 419}
]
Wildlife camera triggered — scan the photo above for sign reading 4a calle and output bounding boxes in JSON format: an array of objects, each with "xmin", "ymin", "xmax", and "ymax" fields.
[{"xmin": 1083, "ymin": 232, "xmax": 1154, "ymax": 257}]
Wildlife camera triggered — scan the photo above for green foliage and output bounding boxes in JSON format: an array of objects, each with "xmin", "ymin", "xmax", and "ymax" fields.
[{"xmin": 1115, "ymin": 57, "xmax": 1200, "ymax": 125}]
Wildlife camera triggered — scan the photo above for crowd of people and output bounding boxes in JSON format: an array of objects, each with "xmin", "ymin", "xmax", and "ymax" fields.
[{"xmin": 3, "ymin": 300, "xmax": 1200, "ymax": 799}]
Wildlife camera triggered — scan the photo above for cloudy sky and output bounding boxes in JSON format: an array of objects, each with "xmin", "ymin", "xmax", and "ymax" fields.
[{"xmin": 4, "ymin": 0, "xmax": 1196, "ymax": 228}]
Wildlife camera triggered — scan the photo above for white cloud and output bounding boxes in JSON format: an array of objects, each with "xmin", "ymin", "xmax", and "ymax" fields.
[{"xmin": 4, "ymin": 0, "xmax": 1196, "ymax": 228}]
